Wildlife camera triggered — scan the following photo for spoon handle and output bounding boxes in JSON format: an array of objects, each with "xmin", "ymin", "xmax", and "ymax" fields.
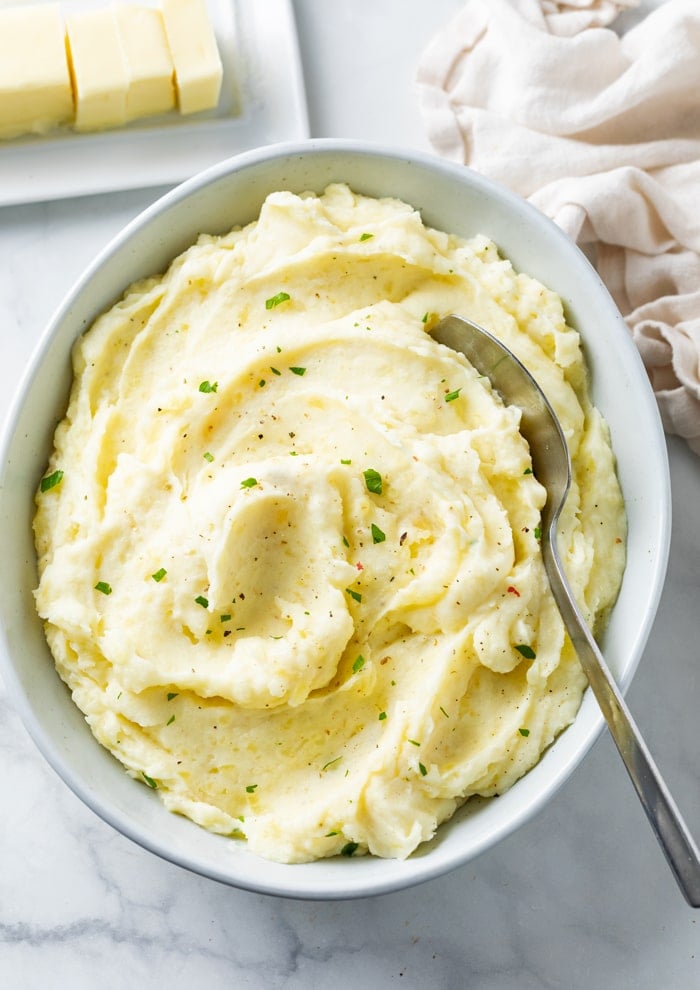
[{"xmin": 547, "ymin": 539, "xmax": 700, "ymax": 908}]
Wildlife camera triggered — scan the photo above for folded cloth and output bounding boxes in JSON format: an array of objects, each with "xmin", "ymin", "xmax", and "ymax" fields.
[{"xmin": 417, "ymin": 0, "xmax": 700, "ymax": 453}]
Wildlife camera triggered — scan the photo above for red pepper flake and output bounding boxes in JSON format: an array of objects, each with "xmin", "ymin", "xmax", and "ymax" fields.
[
  {"xmin": 507, "ymin": 586, "xmax": 521, "ymax": 597},
  {"xmin": 356, "ymin": 562, "xmax": 364, "ymax": 571}
]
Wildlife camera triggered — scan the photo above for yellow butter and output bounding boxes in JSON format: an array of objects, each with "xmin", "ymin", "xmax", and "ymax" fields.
[
  {"xmin": 66, "ymin": 7, "xmax": 129, "ymax": 132},
  {"xmin": 0, "ymin": 3, "xmax": 73, "ymax": 140},
  {"xmin": 115, "ymin": 4, "xmax": 175, "ymax": 121},
  {"xmin": 161, "ymin": 0, "xmax": 223, "ymax": 115}
]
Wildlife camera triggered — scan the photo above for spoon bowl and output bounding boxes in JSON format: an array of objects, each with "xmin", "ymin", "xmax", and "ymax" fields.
[{"xmin": 431, "ymin": 314, "xmax": 700, "ymax": 908}]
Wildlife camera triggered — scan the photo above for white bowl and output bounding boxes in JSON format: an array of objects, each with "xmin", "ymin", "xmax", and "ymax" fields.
[{"xmin": 0, "ymin": 140, "xmax": 671, "ymax": 899}]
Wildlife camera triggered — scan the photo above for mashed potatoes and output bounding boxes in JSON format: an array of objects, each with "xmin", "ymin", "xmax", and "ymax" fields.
[{"xmin": 34, "ymin": 184, "xmax": 625, "ymax": 863}]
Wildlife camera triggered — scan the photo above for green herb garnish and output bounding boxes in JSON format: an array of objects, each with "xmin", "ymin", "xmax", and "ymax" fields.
[
  {"xmin": 220, "ymin": 613, "xmax": 231, "ymax": 622},
  {"xmin": 40, "ymin": 469, "xmax": 64, "ymax": 492},
  {"xmin": 245, "ymin": 784, "xmax": 258, "ymax": 793},
  {"xmin": 341, "ymin": 841, "xmax": 359, "ymax": 857},
  {"xmin": 352, "ymin": 655, "xmax": 365, "ymax": 674},
  {"xmin": 94, "ymin": 581, "xmax": 112, "ymax": 596},
  {"xmin": 515, "ymin": 644, "xmax": 537, "ymax": 660},
  {"xmin": 166, "ymin": 715, "xmax": 175, "ymax": 726},
  {"xmin": 359, "ymin": 232, "xmax": 373, "ymax": 242},
  {"xmin": 198, "ymin": 380, "xmax": 218, "ymax": 393},
  {"xmin": 141, "ymin": 772, "xmax": 158, "ymax": 789},
  {"xmin": 289, "ymin": 366, "xmax": 306, "ymax": 376},
  {"xmin": 265, "ymin": 291, "xmax": 290, "ymax": 310},
  {"xmin": 195, "ymin": 595, "xmax": 209, "ymax": 609},
  {"xmin": 152, "ymin": 567, "xmax": 167, "ymax": 582},
  {"xmin": 519, "ymin": 727, "xmax": 530, "ymax": 737},
  {"xmin": 418, "ymin": 762, "xmax": 427, "ymax": 777},
  {"xmin": 378, "ymin": 711, "xmax": 387, "ymax": 721},
  {"xmin": 345, "ymin": 587, "xmax": 362, "ymax": 603},
  {"xmin": 363, "ymin": 468, "xmax": 383, "ymax": 494},
  {"xmin": 322, "ymin": 757, "xmax": 342, "ymax": 772},
  {"xmin": 203, "ymin": 451, "xmax": 214, "ymax": 462},
  {"xmin": 444, "ymin": 388, "xmax": 462, "ymax": 403},
  {"xmin": 241, "ymin": 477, "xmax": 258, "ymax": 488},
  {"xmin": 371, "ymin": 523, "xmax": 386, "ymax": 544}
]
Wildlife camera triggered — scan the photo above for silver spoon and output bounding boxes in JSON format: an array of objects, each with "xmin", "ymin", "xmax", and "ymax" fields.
[{"xmin": 431, "ymin": 313, "xmax": 700, "ymax": 907}]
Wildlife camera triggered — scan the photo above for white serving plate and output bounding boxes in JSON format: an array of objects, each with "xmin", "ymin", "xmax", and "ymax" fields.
[{"xmin": 0, "ymin": 0, "xmax": 309, "ymax": 205}]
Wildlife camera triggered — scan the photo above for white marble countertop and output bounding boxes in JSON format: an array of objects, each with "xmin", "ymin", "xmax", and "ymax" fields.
[{"xmin": 1, "ymin": 1, "xmax": 698, "ymax": 986}]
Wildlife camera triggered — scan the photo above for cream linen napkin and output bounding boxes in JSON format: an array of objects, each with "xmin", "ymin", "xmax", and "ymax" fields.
[{"xmin": 417, "ymin": 0, "xmax": 700, "ymax": 453}]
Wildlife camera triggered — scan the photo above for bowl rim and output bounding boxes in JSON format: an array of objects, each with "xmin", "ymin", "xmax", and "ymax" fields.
[{"xmin": 0, "ymin": 138, "xmax": 672, "ymax": 899}]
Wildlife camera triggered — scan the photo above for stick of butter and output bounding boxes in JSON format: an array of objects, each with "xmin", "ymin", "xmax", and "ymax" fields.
[
  {"xmin": 0, "ymin": 3, "xmax": 73, "ymax": 140},
  {"xmin": 161, "ymin": 0, "xmax": 223, "ymax": 115},
  {"xmin": 116, "ymin": 4, "xmax": 175, "ymax": 122},
  {"xmin": 66, "ymin": 7, "xmax": 129, "ymax": 132}
]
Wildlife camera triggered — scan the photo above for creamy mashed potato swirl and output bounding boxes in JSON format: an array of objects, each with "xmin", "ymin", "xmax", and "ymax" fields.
[{"xmin": 34, "ymin": 184, "xmax": 625, "ymax": 863}]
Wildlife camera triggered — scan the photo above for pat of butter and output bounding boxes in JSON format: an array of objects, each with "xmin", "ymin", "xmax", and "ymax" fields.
[
  {"xmin": 66, "ymin": 8, "xmax": 129, "ymax": 132},
  {"xmin": 161, "ymin": 0, "xmax": 223, "ymax": 115},
  {"xmin": 116, "ymin": 5, "xmax": 175, "ymax": 121},
  {"xmin": 0, "ymin": 3, "xmax": 73, "ymax": 140}
]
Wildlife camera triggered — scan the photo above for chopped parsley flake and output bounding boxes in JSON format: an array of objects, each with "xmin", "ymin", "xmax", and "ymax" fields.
[
  {"xmin": 203, "ymin": 451, "xmax": 214, "ymax": 462},
  {"xmin": 322, "ymin": 757, "xmax": 342, "ymax": 772},
  {"xmin": 523, "ymin": 467, "xmax": 533, "ymax": 475},
  {"xmin": 352, "ymin": 655, "xmax": 365, "ymax": 674},
  {"xmin": 359, "ymin": 232, "xmax": 373, "ymax": 242},
  {"xmin": 378, "ymin": 711, "xmax": 387, "ymax": 721},
  {"xmin": 94, "ymin": 581, "xmax": 112, "ymax": 596},
  {"xmin": 371, "ymin": 523, "xmax": 386, "ymax": 544},
  {"xmin": 245, "ymin": 784, "xmax": 258, "ymax": 793},
  {"xmin": 341, "ymin": 841, "xmax": 359, "ymax": 857},
  {"xmin": 152, "ymin": 567, "xmax": 167, "ymax": 582},
  {"xmin": 534, "ymin": 526, "xmax": 542, "ymax": 541},
  {"xmin": 289, "ymin": 366, "xmax": 306, "ymax": 376},
  {"xmin": 195, "ymin": 595, "xmax": 209, "ymax": 609},
  {"xmin": 444, "ymin": 387, "xmax": 462, "ymax": 403},
  {"xmin": 220, "ymin": 613, "xmax": 231, "ymax": 622},
  {"xmin": 198, "ymin": 380, "xmax": 218, "ymax": 393},
  {"xmin": 270, "ymin": 366, "xmax": 282, "ymax": 376},
  {"xmin": 166, "ymin": 715, "xmax": 175, "ymax": 726},
  {"xmin": 265, "ymin": 291, "xmax": 290, "ymax": 310},
  {"xmin": 340, "ymin": 458, "xmax": 352, "ymax": 465},
  {"xmin": 408, "ymin": 739, "xmax": 420, "ymax": 747},
  {"xmin": 325, "ymin": 830, "xmax": 339, "ymax": 837},
  {"xmin": 167, "ymin": 692, "xmax": 178, "ymax": 701},
  {"xmin": 141, "ymin": 772, "xmax": 158, "ymax": 789},
  {"xmin": 345, "ymin": 587, "xmax": 362, "ymax": 603},
  {"xmin": 363, "ymin": 467, "xmax": 383, "ymax": 494},
  {"xmin": 40, "ymin": 469, "xmax": 64, "ymax": 492},
  {"xmin": 258, "ymin": 379, "xmax": 266, "ymax": 388},
  {"xmin": 519, "ymin": 727, "xmax": 530, "ymax": 737},
  {"xmin": 241, "ymin": 477, "xmax": 258, "ymax": 488},
  {"xmin": 515, "ymin": 644, "xmax": 537, "ymax": 660},
  {"xmin": 418, "ymin": 762, "xmax": 428, "ymax": 777}
]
